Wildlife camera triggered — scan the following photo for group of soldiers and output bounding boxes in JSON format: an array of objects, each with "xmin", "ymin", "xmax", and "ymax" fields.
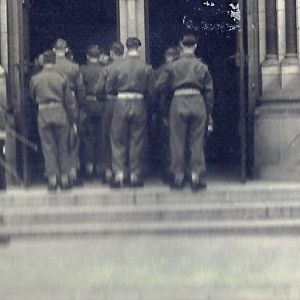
[{"xmin": 30, "ymin": 34, "xmax": 214, "ymax": 192}]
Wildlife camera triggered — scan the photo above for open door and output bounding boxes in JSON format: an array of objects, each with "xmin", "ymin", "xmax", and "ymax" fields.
[
  {"xmin": 7, "ymin": 0, "xmax": 31, "ymax": 186},
  {"xmin": 238, "ymin": 0, "xmax": 247, "ymax": 182},
  {"xmin": 238, "ymin": 0, "xmax": 260, "ymax": 182}
]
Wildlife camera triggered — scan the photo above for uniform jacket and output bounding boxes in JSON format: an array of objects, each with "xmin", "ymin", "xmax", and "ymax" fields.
[
  {"xmin": 53, "ymin": 56, "xmax": 85, "ymax": 107},
  {"xmin": 80, "ymin": 62, "xmax": 104, "ymax": 96},
  {"xmin": 30, "ymin": 67, "xmax": 77, "ymax": 123},
  {"xmin": 94, "ymin": 59, "xmax": 122, "ymax": 101},
  {"xmin": 105, "ymin": 55, "xmax": 154, "ymax": 99},
  {"xmin": 155, "ymin": 53, "xmax": 214, "ymax": 114}
]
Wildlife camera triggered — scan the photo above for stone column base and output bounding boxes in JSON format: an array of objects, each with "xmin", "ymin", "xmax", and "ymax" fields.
[{"xmin": 254, "ymin": 102, "xmax": 300, "ymax": 181}]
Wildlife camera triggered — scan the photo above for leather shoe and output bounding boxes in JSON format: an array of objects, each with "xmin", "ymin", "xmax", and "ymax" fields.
[
  {"xmin": 47, "ymin": 183, "xmax": 58, "ymax": 192},
  {"xmin": 110, "ymin": 179, "xmax": 124, "ymax": 189},
  {"xmin": 190, "ymin": 180, "xmax": 207, "ymax": 192},
  {"xmin": 130, "ymin": 179, "xmax": 144, "ymax": 188},
  {"xmin": 169, "ymin": 179, "xmax": 185, "ymax": 190}
]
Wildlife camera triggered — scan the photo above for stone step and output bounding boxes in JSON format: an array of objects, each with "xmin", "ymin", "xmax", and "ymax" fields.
[
  {"xmin": 2, "ymin": 201, "xmax": 300, "ymax": 226},
  {"xmin": 2, "ymin": 184, "xmax": 300, "ymax": 207},
  {"xmin": 2, "ymin": 219, "xmax": 300, "ymax": 238}
]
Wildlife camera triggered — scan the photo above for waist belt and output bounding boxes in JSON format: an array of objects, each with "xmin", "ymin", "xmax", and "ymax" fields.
[
  {"xmin": 174, "ymin": 88, "xmax": 201, "ymax": 96},
  {"xmin": 86, "ymin": 95, "xmax": 97, "ymax": 102},
  {"xmin": 107, "ymin": 94, "xmax": 117, "ymax": 100},
  {"xmin": 118, "ymin": 92, "xmax": 144, "ymax": 100},
  {"xmin": 39, "ymin": 102, "xmax": 63, "ymax": 110}
]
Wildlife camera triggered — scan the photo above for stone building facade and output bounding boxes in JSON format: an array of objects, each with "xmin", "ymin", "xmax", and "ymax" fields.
[{"xmin": 0, "ymin": 0, "xmax": 299, "ymax": 184}]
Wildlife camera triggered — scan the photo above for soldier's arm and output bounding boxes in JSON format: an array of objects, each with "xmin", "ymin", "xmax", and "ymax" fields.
[
  {"xmin": 94, "ymin": 68, "xmax": 108, "ymax": 101},
  {"xmin": 29, "ymin": 78, "xmax": 36, "ymax": 100},
  {"xmin": 105, "ymin": 68, "xmax": 117, "ymax": 96},
  {"xmin": 155, "ymin": 67, "xmax": 171, "ymax": 94},
  {"xmin": 74, "ymin": 66, "xmax": 86, "ymax": 108},
  {"xmin": 202, "ymin": 68, "xmax": 214, "ymax": 115},
  {"xmin": 63, "ymin": 78, "xmax": 78, "ymax": 124}
]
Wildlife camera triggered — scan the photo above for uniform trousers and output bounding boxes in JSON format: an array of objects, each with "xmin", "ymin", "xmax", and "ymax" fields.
[
  {"xmin": 38, "ymin": 107, "xmax": 70, "ymax": 178},
  {"xmin": 111, "ymin": 98, "xmax": 147, "ymax": 178},
  {"xmin": 169, "ymin": 94, "xmax": 207, "ymax": 179},
  {"xmin": 101, "ymin": 99, "xmax": 116, "ymax": 173},
  {"xmin": 81, "ymin": 100, "xmax": 103, "ymax": 169}
]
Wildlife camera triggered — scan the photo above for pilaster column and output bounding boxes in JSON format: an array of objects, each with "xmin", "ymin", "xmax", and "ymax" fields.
[
  {"xmin": 265, "ymin": 0, "xmax": 278, "ymax": 62},
  {"xmin": 118, "ymin": 0, "xmax": 146, "ymax": 60},
  {"xmin": 285, "ymin": 0, "xmax": 297, "ymax": 60}
]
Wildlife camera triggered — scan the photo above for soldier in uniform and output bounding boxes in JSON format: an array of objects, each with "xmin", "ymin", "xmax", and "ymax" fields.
[
  {"xmin": 80, "ymin": 45, "xmax": 104, "ymax": 178},
  {"xmin": 155, "ymin": 35, "xmax": 214, "ymax": 191},
  {"xmin": 30, "ymin": 50, "xmax": 77, "ymax": 191},
  {"xmin": 106, "ymin": 37, "xmax": 154, "ymax": 188},
  {"xmin": 95, "ymin": 41, "xmax": 124, "ymax": 184},
  {"xmin": 155, "ymin": 47, "xmax": 179, "ymax": 182},
  {"xmin": 52, "ymin": 38, "xmax": 85, "ymax": 186}
]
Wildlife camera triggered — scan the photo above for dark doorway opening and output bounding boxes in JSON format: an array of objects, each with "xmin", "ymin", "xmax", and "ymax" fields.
[
  {"xmin": 26, "ymin": 0, "xmax": 117, "ymax": 183},
  {"xmin": 148, "ymin": 0, "xmax": 241, "ymax": 174}
]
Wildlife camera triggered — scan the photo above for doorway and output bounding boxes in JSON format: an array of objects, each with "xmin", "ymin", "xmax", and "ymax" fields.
[
  {"xmin": 148, "ymin": 0, "xmax": 242, "ymax": 178},
  {"xmin": 26, "ymin": 0, "xmax": 118, "ymax": 183}
]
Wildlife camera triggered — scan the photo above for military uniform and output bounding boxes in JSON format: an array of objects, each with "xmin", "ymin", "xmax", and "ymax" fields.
[
  {"xmin": 30, "ymin": 66, "xmax": 77, "ymax": 188},
  {"xmin": 95, "ymin": 60, "xmax": 120, "ymax": 181},
  {"xmin": 80, "ymin": 61, "xmax": 104, "ymax": 175},
  {"xmin": 106, "ymin": 53, "xmax": 153, "ymax": 186},
  {"xmin": 156, "ymin": 51, "xmax": 214, "ymax": 188},
  {"xmin": 53, "ymin": 56, "xmax": 85, "ymax": 181},
  {"xmin": 154, "ymin": 62, "xmax": 174, "ymax": 180}
]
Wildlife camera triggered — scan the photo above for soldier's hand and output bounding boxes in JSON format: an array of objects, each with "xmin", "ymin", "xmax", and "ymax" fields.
[
  {"xmin": 163, "ymin": 118, "xmax": 169, "ymax": 127},
  {"xmin": 208, "ymin": 115, "xmax": 214, "ymax": 133},
  {"xmin": 73, "ymin": 124, "xmax": 78, "ymax": 135}
]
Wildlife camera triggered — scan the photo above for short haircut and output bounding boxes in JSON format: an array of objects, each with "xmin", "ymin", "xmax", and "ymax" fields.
[
  {"xmin": 182, "ymin": 34, "xmax": 197, "ymax": 47},
  {"xmin": 53, "ymin": 38, "xmax": 68, "ymax": 50},
  {"xmin": 126, "ymin": 37, "xmax": 142, "ymax": 49},
  {"xmin": 110, "ymin": 42, "xmax": 125, "ymax": 56},
  {"xmin": 43, "ymin": 50, "xmax": 56, "ymax": 64},
  {"xmin": 87, "ymin": 45, "xmax": 100, "ymax": 58},
  {"xmin": 165, "ymin": 47, "xmax": 179, "ymax": 58}
]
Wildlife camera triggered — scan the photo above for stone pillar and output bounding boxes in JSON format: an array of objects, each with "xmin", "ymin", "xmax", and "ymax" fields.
[
  {"xmin": 265, "ymin": 0, "xmax": 278, "ymax": 61},
  {"xmin": 285, "ymin": 0, "xmax": 297, "ymax": 59},
  {"xmin": 281, "ymin": 0, "xmax": 300, "ymax": 91},
  {"xmin": 261, "ymin": 0, "xmax": 280, "ymax": 98},
  {"xmin": 255, "ymin": 0, "xmax": 300, "ymax": 181},
  {"xmin": 118, "ymin": 0, "xmax": 146, "ymax": 60}
]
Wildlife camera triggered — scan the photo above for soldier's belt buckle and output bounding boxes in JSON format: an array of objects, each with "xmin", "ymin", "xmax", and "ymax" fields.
[
  {"xmin": 118, "ymin": 93, "xmax": 144, "ymax": 100},
  {"xmin": 174, "ymin": 89, "xmax": 201, "ymax": 96}
]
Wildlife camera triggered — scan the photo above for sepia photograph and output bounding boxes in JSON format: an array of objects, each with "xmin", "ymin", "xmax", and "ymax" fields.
[{"xmin": 0, "ymin": 0, "xmax": 300, "ymax": 299}]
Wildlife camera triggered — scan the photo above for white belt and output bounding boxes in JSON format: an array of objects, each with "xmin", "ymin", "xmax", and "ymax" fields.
[
  {"xmin": 118, "ymin": 92, "xmax": 144, "ymax": 100},
  {"xmin": 86, "ymin": 95, "xmax": 97, "ymax": 101},
  {"xmin": 39, "ymin": 102, "xmax": 63, "ymax": 110},
  {"xmin": 174, "ymin": 88, "xmax": 201, "ymax": 96}
]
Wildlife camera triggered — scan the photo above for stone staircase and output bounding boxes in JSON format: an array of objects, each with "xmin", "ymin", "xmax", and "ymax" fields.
[{"xmin": 1, "ymin": 182, "xmax": 300, "ymax": 239}]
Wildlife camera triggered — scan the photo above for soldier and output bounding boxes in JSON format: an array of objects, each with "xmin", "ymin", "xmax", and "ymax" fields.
[
  {"xmin": 106, "ymin": 37, "xmax": 154, "ymax": 188},
  {"xmin": 80, "ymin": 45, "xmax": 104, "ymax": 178},
  {"xmin": 30, "ymin": 50, "xmax": 77, "ymax": 191},
  {"xmin": 155, "ymin": 35, "xmax": 214, "ymax": 191},
  {"xmin": 95, "ymin": 41, "xmax": 124, "ymax": 184},
  {"xmin": 155, "ymin": 47, "xmax": 179, "ymax": 182},
  {"xmin": 52, "ymin": 38, "xmax": 85, "ymax": 186}
]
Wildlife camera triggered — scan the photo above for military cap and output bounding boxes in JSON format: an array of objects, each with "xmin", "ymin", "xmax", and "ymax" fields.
[
  {"xmin": 87, "ymin": 45, "xmax": 100, "ymax": 58},
  {"xmin": 110, "ymin": 42, "xmax": 125, "ymax": 56},
  {"xmin": 43, "ymin": 50, "xmax": 56, "ymax": 64},
  {"xmin": 53, "ymin": 38, "xmax": 68, "ymax": 50},
  {"xmin": 182, "ymin": 34, "xmax": 197, "ymax": 47},
  {"xmin": 126, "ymin": 37, "xmax": 142, "ymax": 49}
]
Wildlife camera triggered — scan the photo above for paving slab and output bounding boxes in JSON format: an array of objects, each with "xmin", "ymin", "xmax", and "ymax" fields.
[{"xmin": 0, "ymin": 235, "xmax": 299, "ymax": 300}]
